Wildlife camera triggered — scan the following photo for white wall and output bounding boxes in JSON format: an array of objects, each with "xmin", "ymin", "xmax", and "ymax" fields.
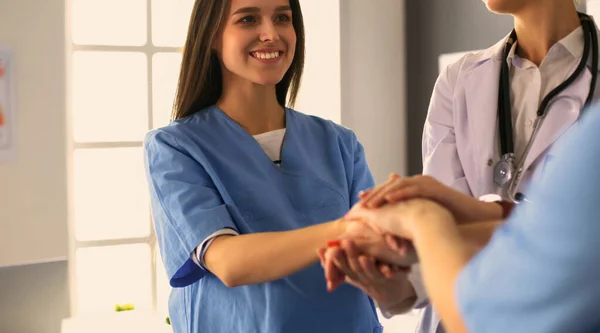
[
  {"xmin": 340, "ymin": 0, "xmax": 407, "ymax": 182},
  {"xmin": 294, "ymin": 0, "xmax": 341, "ymax": 123},
  {"xmin": 0, "ymin": 0, "xmax": 68, "ymax": 267},
  {"xmin": 587, "ymin": 0, "xmax": 600, "ymax": 17},
  {"xmin": 340, "ymin": 1, "xmax": 418, "ymax": 332}
]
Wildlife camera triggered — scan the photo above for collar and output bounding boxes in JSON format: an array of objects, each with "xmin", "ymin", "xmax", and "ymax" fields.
[{"xmin": 506, "ymin": 26, "xmax": 584, "ymax": 69}]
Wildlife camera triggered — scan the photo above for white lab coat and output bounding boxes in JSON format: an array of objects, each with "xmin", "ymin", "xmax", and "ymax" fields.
[
  {"xmin": 423, "ymin": 35, "xmax": 600, "ymax": 200},
  {"xmin": 414, "ymin": 34, "xmax": 600, "ymax": 333}
]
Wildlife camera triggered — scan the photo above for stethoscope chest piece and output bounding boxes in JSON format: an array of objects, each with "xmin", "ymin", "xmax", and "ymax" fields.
[{"xmin": 494, "ymin": 153, "xmax": 516, "ymax": 187}]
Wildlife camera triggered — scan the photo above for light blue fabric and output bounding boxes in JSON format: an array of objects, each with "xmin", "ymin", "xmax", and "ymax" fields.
[
  {"xmin": 455, "ymin": 107, "xmax": 600, "ymax": 333},
  {"xmin": 144, "ymin": 106, "xmax": 381, "ymax": 333}
]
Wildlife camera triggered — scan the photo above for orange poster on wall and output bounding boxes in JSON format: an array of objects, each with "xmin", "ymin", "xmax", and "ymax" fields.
[{"xmin": 0, "ymin": 46, "xmax": 15, "ymax": 162}]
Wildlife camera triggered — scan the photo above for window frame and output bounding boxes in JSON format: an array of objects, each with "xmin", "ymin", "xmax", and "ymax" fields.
[{"xmin": 65, "ymin": 0, "xmax": 181, "ymax": 316}]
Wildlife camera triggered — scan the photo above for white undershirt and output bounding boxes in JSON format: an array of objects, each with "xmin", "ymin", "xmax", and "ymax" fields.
[
  {"xmin": 191, "ymin": 128, "xmax": 287, "ymax": 268},
  {"xmin": 507, "ymin": 26, "xmax": 584, "ymax": 161}
]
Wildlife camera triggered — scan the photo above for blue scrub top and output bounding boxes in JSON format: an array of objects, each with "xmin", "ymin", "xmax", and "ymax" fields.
[
  {"xmin": 456, "ymin": 107, "xmax": 600, "ymax": 333},
  {"xmin": 144, "ymin": 106, "xmax": 382, "ymax": 333}
]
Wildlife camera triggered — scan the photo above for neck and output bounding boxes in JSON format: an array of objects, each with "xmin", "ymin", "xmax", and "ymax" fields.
[
  {"xmin": 513, "ymin": 1, "xmax": 580, "ymax": 66},
  {"xmin": 217, "ymin": 75, "xmax": 285, "ymax": 136}
]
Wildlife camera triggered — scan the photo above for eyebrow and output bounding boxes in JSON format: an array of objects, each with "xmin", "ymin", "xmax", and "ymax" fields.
[{"xmin": 232, "ymin": 5, "xmax": 292, "ymax": 15}]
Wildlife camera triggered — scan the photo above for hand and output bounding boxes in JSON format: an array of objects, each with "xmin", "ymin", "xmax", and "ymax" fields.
[
  {"xmin": 346, "ymin": 198, "xmax": 453, "ymax": 241},
  {"xmin": 359, "ymin": 174, "xmax": 501, "ymax": 223},
  {"xmin": 324, "ymin": 240, "xmax": 415, "ymax": 309},
  {"xmin": 318, "ymin": 220, "xmax": 414, "ymax": 291},
  {"xmin": 318, "ymin": 220, "xmax": 380, "ymax": 292}
]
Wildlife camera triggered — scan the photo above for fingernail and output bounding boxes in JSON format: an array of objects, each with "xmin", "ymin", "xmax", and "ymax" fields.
[
  {"xmin": 327, "ymin": 281, "xmax": 332, "ymax": 292},
  {"xmin": 327, "ymin": 240, "xmax": 341, "ymax": 248}
]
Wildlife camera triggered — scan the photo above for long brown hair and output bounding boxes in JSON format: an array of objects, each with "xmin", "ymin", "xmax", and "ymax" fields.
[{"xmin": 171, "ymin": 0, "xmax": 305, "ymax": 121}]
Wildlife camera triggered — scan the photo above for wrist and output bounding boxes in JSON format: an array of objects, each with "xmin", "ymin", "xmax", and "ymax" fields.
[
  {"xmin": 412, "ymin": 206, "xmax": 456, "ymax": 248},
  {"xmin": 478, "ymin": 201, "xmax": 504, "ymax": 221},
  {"xmin": 329, "ymin": 218, "xmax": 347, "ymax": 239}
]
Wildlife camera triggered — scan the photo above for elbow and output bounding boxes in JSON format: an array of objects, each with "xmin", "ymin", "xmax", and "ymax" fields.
[
  {"xmin": 210, "ymin": 266, "xmax": 245, "ymax": 288},
  {"xmin": 219, "ymin": 272, "xmax": 242, "ymax": 288}
]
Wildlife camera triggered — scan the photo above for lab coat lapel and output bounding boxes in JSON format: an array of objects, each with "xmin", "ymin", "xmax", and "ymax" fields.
[{"xmin": 463, "ymin": 58, "xmax": 502, "ymax": 187}]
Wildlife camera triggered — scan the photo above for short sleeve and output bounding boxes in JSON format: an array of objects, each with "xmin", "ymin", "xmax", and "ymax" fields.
[
  {"xmin": 144, "ymin": 129, "xmax": 238, "ymax": 287},
  {"xmin": 350, "ymin": 134, "xmax": 375, "ymax": 206},
  {"xmin": 455, "ymin": 109, "xmax": 600, "ymax": 333}
]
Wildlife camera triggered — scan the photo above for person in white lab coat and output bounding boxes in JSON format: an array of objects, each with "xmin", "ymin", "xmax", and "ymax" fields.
[
  {"xmin": 413, "ymin": 1, "xmax": 600, "ymax": 331},
  {"xmin": 320, "ymin": 0, "xmax": 600, "ymax": 332}
]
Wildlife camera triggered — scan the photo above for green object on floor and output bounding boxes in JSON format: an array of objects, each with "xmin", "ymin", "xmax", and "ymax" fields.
[{"xmin": 114, "ymin": 303, "xmax": 135, "ymax": 312}]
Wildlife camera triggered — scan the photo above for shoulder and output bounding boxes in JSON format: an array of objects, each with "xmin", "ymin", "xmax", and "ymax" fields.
[
  {"xmin": 437, "ymin": 35, "xmax": 507, "ymax": 88},
  {"xmin": 287, "ymin": 108, "xmax": 360, "ymax": 154},
  {"xmin": 288, "ymin": 108, "xmax": 357, "ymax": 142},
  {"xmin": 144, "ymin": 106, "xmax": 222, "ymax": 153}
]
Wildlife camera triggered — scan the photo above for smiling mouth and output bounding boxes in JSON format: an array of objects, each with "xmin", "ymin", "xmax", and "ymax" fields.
[{"xmin": 250, "ymin": 51, "xmax": 283, "ymax": 60}]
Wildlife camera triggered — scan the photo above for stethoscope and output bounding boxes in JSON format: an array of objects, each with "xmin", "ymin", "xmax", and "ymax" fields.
[{"xmin": 493, "ymin": 12, "xmax": 599, "ymax": 203}]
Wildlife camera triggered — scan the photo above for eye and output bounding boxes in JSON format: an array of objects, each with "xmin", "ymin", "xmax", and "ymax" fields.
[
  {"xmin": 238, "ymin": 15, "xmax": 258, "ymax": 24},
  {"xmin": 274, "ymin": 14, "xmax": 291, "ymax": 23}
]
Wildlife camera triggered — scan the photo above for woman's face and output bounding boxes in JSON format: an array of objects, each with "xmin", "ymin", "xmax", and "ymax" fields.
[{"xmin": 215, "ymin": 0, "xmax": 296, "ymax": 86}]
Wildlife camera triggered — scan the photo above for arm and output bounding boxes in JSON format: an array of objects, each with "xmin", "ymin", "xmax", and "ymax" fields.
[
  {"xmin": 205, "ymin": 220, "xmax": 344, "ymax": 287},
  {"xmin": 458, "ymin": 219, "xmax": 503, "ymax": 248},
  {"xmin": 203, "ymin": 130, "xmax": 376, "ymax": 287},
  {"xmin": 145, "ymin": 130, "xmax": 346, "ymax": 288},
  {"xmin": 409, "ymin": 208, "xmax": 476, "ymax": 333}
]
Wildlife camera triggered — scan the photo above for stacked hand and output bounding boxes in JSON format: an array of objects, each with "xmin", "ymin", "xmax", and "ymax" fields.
[
  {"xmin": 317, "ymin": 220, "xmax": 416, "ymax": 308},
  {"xmin": 318, "ymin": 174, "xmax": 467, "ymax": 309}
]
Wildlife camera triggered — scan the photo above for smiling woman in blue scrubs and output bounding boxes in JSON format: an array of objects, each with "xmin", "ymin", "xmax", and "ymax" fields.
[{"xmin": 143, "ymin": 0, "xmax": 387, "ymax": 332}]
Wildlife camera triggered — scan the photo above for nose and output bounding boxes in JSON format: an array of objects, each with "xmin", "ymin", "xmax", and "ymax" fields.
[{"xmin": 258, "ymin": 21, "xmax": 280, "ymax": 42}]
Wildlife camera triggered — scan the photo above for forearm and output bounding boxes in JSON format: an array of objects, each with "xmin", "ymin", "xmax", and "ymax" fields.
[
  {"xmin": 205, "ymin": 219, "xmax": 344, "ymax": 287},
  {"xmin": 458, "ymin": 220, "xmax": 504, "ymax": 248},
  {"xmin": 446, "ymin": 193, "xmax": 503, "ymax": 224},
  {"xmin": 412, "ymin": 214, "xmax": 476, "ymax": 333}
]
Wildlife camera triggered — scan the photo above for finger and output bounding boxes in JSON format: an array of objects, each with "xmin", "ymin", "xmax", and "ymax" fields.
[
  {"xmin": 359, "ymin": 255, "xmax": 385, "ymax": 281},
  {"xmin": 329, "ymin": 263, "xmax": 346, "ymax": 292},
  {"xmin": 344, "ymin": 205, "xmax": 377, "ymax": 223},
  {"xmin": 385, "ymin": 263, "xmax": 411, "ymax": 276},
  {"xmin": 341, "ymin": 241, "xmax": 364, "ymax": 277},
  {"xmin": 384, "ymin": 185, "xmax": 421, "ymax": 203},
  {"xmin": 325, "ymin": 248, "xmax": 345, "ymax": 285},
  {"xmin": 360, "ymin": 177, "xmax": 398, "ymax": 207},
  {"xmin": 316, "ymin": 248, "xmax": 327, "ymax": 267},
  {"xmin": 357, "ymin": 173, "xmax": 398, "ymax": 200},
  {"xmin": 358, "ymin": 189, "xmax": 372, "ymax": 199},
  {"xmin": 331, "ymin": 247, "xmax": 356, "ymax": 281},
  {"xmin": 379, "ymin": 263, "xmax": 396, "ymax": 279},
  {"xmin": 384, "ymin": 234, "xmax": 401, "ymax": 252},
  {"xmin": 365, "ymin": 178, "xmax": 408, "ymax": 208},
  {"xmin": 344, "ymin": 275, "xmax": 366, "ymax": 291}
]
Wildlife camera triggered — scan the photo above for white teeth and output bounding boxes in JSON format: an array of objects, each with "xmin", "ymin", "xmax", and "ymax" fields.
[{"xmin": 252, "ymin": 51, "xmax": 280, "ymax": 60}]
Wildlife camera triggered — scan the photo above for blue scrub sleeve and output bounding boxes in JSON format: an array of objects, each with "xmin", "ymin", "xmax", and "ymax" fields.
[
  {"xmin": 455, "ymin": 109, "xmax": 600, "ymax": 333},
  {"xmin": 144, "ymin": 129, "xmax": 238, "ymax": 287},
  {"xmin": 350, "ymin": 135, "xmax": 375, "ymax": 206}
]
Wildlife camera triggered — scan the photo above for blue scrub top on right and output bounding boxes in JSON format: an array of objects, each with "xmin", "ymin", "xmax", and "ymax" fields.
[{"xmin": 456, "ymin": 106, "xmax": 600, "ymax": 333}]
